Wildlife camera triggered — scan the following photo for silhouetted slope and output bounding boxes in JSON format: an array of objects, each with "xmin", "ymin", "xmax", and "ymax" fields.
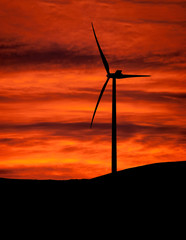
[
  {"xmin": 2, "ymin": 162, "xmax": 184, "ymax": 231},
  {"xmin": 1, "ymin": 161, "xmax": 186, "ymax": 194},
  {"xmin": 92, "ymin": 161, "xmax": 186, "ymax": 183},
  {"xmin": 91, "ymin": 161, "xmax": 186, "ymax": 195}
]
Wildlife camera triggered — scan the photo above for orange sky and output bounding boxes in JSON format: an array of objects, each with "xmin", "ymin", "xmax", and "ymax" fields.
[{"xmin": 0, "ymin": 0, "xmax": 185, "ymax": 179}]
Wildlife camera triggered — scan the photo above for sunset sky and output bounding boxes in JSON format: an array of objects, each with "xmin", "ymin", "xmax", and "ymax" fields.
[{"xmin": 0, "ymin": 0, "xmax": 185, "ymax": 179}]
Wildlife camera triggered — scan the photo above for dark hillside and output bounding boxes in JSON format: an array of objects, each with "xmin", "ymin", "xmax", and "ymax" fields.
[{"xmin": 1, "ymin": 161, "xmax": 186, "ymax": 197}]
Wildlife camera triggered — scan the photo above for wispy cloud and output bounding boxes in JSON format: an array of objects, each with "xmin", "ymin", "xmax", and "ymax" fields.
[
  {"xmin": 0, "ymin": 163, "xmax": 97, "ymax": 179},
  {"xmin": 1, "ymin": 88, "xmax": 186, "ymax": 105},
  {"xmin": 40, "ymin": 0, "xmax": 71, "ymax": 4},
  {"xmin": 122, "ymin": 0, "xmax": 186, "ymax": 5},
  {"xmin": 111, "ymin": 51, "xmax": 186, "ymax": 71},
  {"xmin": 1, "ymin": 41, "xmax": 185, "ymax": 72},
  {"xmin": 0, "ymin": 44, "xmax": 98, "ymax": 71},
  {"xmin": 0, "ymin": 121, "xmax": 185, "ymax": 140}
]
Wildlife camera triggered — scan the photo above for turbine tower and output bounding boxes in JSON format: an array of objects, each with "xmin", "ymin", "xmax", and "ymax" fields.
[{"xmin": 90, "ymin": 23, "xmax": 150, "ymax": 174}]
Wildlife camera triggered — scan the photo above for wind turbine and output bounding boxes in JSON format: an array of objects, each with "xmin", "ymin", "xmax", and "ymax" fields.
[{"xmin": 90, "ymin": 23, "xmax": 150, "ymax": 174}]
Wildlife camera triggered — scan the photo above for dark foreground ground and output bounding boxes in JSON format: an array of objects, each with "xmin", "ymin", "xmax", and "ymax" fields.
[
  {"xmin": 1, "ymin": 161, "xmax": 186, "ymax": 195},
  {"xmin": 1, "ymin": 161, "xmax": 186, "ymax": 226}
]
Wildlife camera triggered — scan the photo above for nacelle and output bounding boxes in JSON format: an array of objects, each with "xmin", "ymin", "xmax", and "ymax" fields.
[
  {"xmin": 115, "ymin": 70, "xmax": 122, "ymax": 74},
  {"xmin": 107, "ymin": 70, "xmax": 124, "ymax": 78}
]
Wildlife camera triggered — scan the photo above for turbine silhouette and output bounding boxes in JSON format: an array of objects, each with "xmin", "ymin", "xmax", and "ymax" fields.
[{"xmin": 90, "ymin": 23, "xmax": 150, "ymax": 174}]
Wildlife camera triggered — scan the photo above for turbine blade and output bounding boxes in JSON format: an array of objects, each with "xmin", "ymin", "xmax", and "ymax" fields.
[
  {"xmin": 90, "ymin": 77, "xmax": 110, "ymax": 128},
  {"xmin": 91, "ymin": 23, "xmax": 110, "ymax": 74},
  {"xmin": 122, "ymin": 74, "xmax": 151, "ymax": 78}
]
